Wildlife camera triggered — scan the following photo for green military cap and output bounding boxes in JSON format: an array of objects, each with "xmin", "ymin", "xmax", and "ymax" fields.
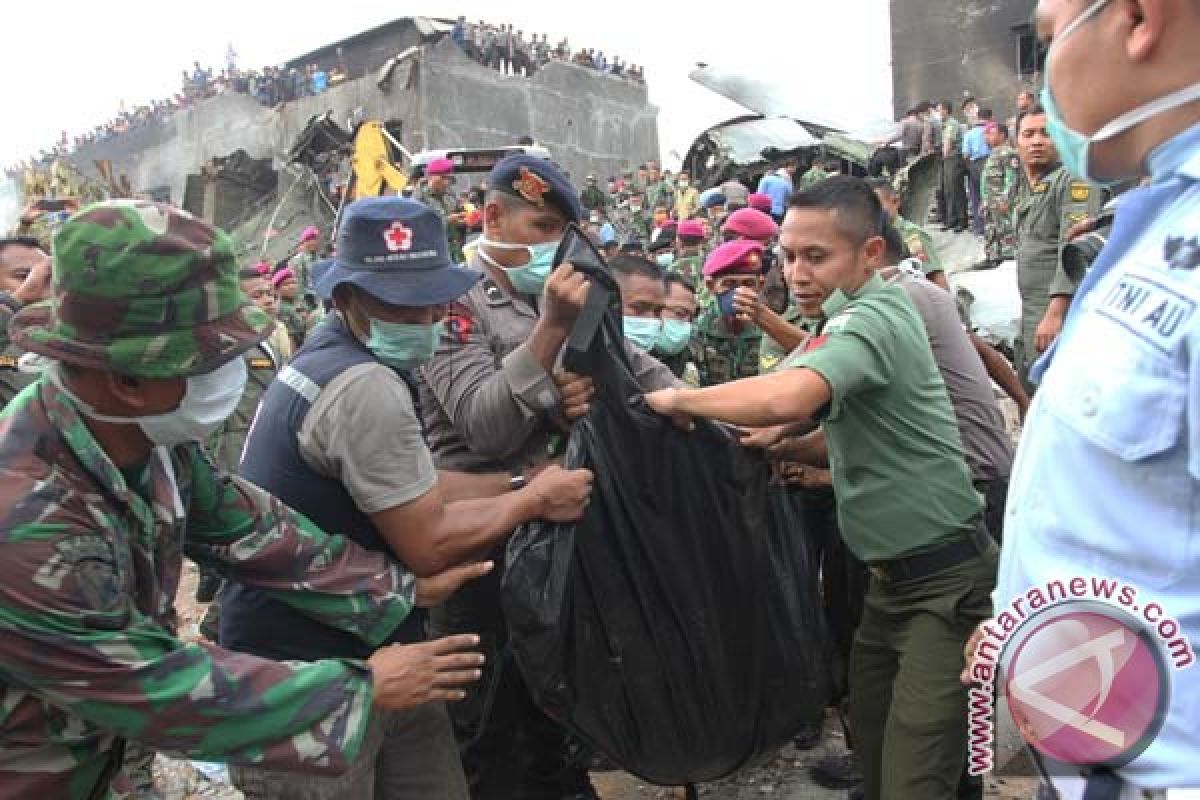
[{"xmin": 10, "ymin": 200, "xmax": 272, "ymax": 379}]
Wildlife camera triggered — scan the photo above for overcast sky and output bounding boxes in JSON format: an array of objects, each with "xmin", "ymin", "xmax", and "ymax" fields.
[{"xmin": 1, "ymin": 0, "xmax": 892, "ymax": 180}]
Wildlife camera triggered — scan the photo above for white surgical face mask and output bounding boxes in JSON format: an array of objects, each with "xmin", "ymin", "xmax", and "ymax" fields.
[
  {"xmin": 53, "ymin": 358, "xmax": 248, "ymax": 447},
  {"xmin": 1041, "ymin": 0, "xmax": 1200, "ymax": 183}
]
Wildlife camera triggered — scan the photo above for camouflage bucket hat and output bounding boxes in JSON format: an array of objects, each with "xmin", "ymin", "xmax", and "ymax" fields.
[{"xmin": 10, "ymin": 200, "xmax": 272, "ymax": 379}]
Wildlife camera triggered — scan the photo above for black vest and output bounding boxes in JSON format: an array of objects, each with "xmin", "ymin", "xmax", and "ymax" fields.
[{"xmin": 220, "ymin": 315, "xmax": 425, "ymax": 661}]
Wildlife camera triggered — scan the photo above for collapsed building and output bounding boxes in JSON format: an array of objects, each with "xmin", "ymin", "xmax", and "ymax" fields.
[{"xmin": 50, "ymin": 17, "xmax": 660, "ymax": 265}]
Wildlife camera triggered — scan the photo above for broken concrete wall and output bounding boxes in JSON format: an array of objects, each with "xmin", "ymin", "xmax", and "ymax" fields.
[
  {"xmin": 67, "ymin": 77, "xmax": 421, "ymax": 207},
  {"xmin": 65, "ymin": 37, "xmax": 659, "ymax": 211},
  {"xmin": 419, "ymin": 38, "xmax": 660, "ymax": 184},
  {"xmin": 890, "ymin": 0, "xmax": 1037, "ymax": 120}
]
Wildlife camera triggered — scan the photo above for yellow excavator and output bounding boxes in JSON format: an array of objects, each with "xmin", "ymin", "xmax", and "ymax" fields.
[{"xmin": 348, "ymin": 120, "xmax": 410, "ymax": 199}]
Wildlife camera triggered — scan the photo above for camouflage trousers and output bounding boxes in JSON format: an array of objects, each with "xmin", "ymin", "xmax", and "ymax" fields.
[
  {"xmin": 230, "ymin": 705, "xmax": 467, "ymax": 800},
  {"xmin": 982, "ymin": 202, "xmax": 1015, "ymax": 262}
]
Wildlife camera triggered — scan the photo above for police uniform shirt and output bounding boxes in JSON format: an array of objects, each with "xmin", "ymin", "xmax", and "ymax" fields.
[
  {"xmin": 889, "ymin": 271, "xmax": 1013, "ymax": 483},
  {"xmin": 782, "ymin": 272, "xmax": 981, "ymax": 562},
  {"xmin": 996, "ymin": 123, "xmax": 1200, "ymax": 791},
  {"xmin": 421, "ymin": 253, "xmax": 681, "ymax": 473}
]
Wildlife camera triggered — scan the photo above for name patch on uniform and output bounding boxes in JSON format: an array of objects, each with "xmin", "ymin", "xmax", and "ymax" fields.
[
  {"xmin": 0, "ymin": 355, "xmax": 16, "ymax": 370},
  {"xmin": 1033, "ymin": 182, "xmax": 1049, "ymax": 194},
  {"xmin": 248, "ymin": 358, "xmax": 274, "ymax": 370},
  {"xmin": 1069, "ymin": 182, "xmax": 1091, "ymax": 202},
  {"xmin": 1097, "ymin": 272, "xmax": 1195, "ymax": 352}
]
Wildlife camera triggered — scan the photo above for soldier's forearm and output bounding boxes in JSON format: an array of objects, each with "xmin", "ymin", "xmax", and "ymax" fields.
[
  {"xmin": 667, "ymin": 368, "xmax": 830, "ymax": 428},
  {"xmin": 186, "ymin": 466, "xmax": 415, "ymax": 647},
  {"xmin": 756, "ymin": 309, "xmax": 809, "ymax": 355}
]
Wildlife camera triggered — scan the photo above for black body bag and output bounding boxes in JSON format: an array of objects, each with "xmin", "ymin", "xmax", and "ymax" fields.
[{"xmin": 501, "ymin": 226, "xmax": 835, "ymax": 785}]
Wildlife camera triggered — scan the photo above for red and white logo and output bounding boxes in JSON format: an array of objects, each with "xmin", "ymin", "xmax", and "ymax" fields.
[
  {"xmin": 384, "ymin": 221, "xmax": 413, "ymax": 252},
  {"xmin": 1002, "ymin": 603, "xmax": 1169, "ymax": 767}
]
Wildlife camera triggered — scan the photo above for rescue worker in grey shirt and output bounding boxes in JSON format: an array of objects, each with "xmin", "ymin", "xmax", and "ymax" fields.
[
  {"xmin": 420, "ymin": 155, "xmax": 679, "ymax": 800},
  {"xmin": 880, "ymin": 230, "xmax": 1014, "ymax": 542}
]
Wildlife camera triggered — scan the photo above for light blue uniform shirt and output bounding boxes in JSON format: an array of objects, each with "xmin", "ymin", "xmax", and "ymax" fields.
[
  {"xmin": 962, "ymin": 125, "xmax": 991, "ymax": 161},
  {"xmin": 996, "ymin": 122, "xmax": 1200, "ymax": 790},
  {"xmin": 756, "ymin": 171, "xmax": 792, "ymax": 216}
]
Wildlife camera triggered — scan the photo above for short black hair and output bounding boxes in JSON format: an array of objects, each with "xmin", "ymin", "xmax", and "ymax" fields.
[
  {"xmin": 1016, "ymin": 104, "xmax": 1046, "ymax": 135},
  {"xmin": 0, "ymin": 236, "xmax": 45, "ymax": 260},
  {"xmin": 978, "ymin": 108, "xmax": 994, "ymax": 121},
  {"xmin": 881, "ymin": 222, "xmax": 912, "ymax": 265},
  {"xmin": 238, "ymin": 267, "xmax": 265, "ymax": 281},
  {"xmin": 788, "ymin": 175, "xmax": 886, "ymax": 246},
  {"xmin": 665, "ymin": 272, "xmax": 696, "ymax": 295},
  {"xmin": 962, "ymin": 96, "xmax": 977, "ymax": 110},
  {"xmin": 994, "ymin": 122, "xmax": 1010, "ymax": 139},
  {"xmin": 938, "ymin": 99, "xmax": 954, "ymax": 112},
  {"xmin": 608, "ymin": 254, "xmax": 664, "ymax": 283}
]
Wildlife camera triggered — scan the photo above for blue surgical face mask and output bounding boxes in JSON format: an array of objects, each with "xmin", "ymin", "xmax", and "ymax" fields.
[
  {"xmin": 366, "ymin": 318, "xmax": 444, "ymax": 371},
  {"xmin": 1042, "ymin": 0, "xmax": 1200, "ymax": 183},
  {"xmin": 478, "ymin": 236, "xmax": 561, "ymax": 295},
  {"xmin": 656, "ymin": 252, "xmax": 676, "ymax": 269},
  {"xmin": 623, "ymin": 316, "xmax": 663, "ymax": 351},
  {"xmin": 655, "ymin": 319, "xmax": 693, "ymax": 355}
]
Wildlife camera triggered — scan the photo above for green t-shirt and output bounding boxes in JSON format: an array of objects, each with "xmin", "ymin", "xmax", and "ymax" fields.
[{"xmin": 783, "ymin": 273, "xmax": 981, "ymax": 562}]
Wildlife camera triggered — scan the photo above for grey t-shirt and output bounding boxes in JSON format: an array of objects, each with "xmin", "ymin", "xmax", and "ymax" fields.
[
  {"xmin": 720, "ymin": 180, "xmax": 750, "ymax": 208},
  {"xmin": 298, "ymin": 362, "xmax": 437, "ymax": 514},
  {"xmin": 892, "ymin": 271, "xmax": 1014, "ymax": 482}
]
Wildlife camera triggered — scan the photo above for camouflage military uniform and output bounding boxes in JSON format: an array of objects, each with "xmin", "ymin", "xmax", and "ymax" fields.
[
  {"xmin": 288, "ymin": 249, "xmax": 317, "ymax": 295},
  {"xmin": 981, "ymin": 144, "xmax": 1020, "ymax": 263},
  {"xmin": 0, "ymin": 201, "xmax": 418, "ymax": 800},
  {"xmin": 671, "ymin": 253, "xmax": 704, "ymax": 285},
  {"xmin": 626, "ymin": 209, "xmax": 653, "ymax": 242},
  {"xmin": 644, "ymin": 179, "xmax": 675, "ymax": 213},
  {"xmin": 893, "ymin": 215, "xmax": 945, "ymax": 278},
  {"xmin": 420, "ymin": 189, "xmax": 465, "ymax": 262},
  {"xmin": 277, "ymin": 300, "xmax": 321, "ymax": 349},
  {"xmin": 1012, "ymin": 164, "xmax": 1105, "ymax": 378},
  {"xmin": 691, "ymin": 303, "xmax": 762, "ymax": 386},
  {"xmin": 798, "ymin": 165, "xmax": 830, "ymax": 190}
]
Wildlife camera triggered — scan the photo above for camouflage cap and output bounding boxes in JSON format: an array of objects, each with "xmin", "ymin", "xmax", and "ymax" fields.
[{"xmin": 10, "ymin": 200, "xmax": 272, "ymax": 379}]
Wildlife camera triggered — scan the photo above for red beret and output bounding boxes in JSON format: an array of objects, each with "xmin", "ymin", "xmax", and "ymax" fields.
[
  {"xmin": 427, "ymin": 157, "xmax": 456, "ymax": 176},
  {"xmin": 703, "ymin": 239, "xmax": 765, "ymax": 278},
  {"xmin": 723, "ymin": 208, "xmax": 778, "ymax": 242},
  {"xmin": 748, "ymin": 193, "xmax": 773, "ymax": 213},
  {"xmin": 676, "ymin": 219, "xmax": 706, "ymax": 239}
]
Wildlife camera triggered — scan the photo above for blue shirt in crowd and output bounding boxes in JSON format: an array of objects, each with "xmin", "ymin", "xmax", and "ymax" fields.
[
  {"xmin": 962, "ymin": 125, "xmax": 990, "ymax": 161},
  {"xmin": 756, "ymin": 171, "xmax": 793, "ymax": 217}
]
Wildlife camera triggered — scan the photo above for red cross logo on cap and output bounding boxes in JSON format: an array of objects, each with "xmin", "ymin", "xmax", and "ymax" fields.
[{"xmin": 384, "ymin": 221, "xmax": 413, "ymax": 252}]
